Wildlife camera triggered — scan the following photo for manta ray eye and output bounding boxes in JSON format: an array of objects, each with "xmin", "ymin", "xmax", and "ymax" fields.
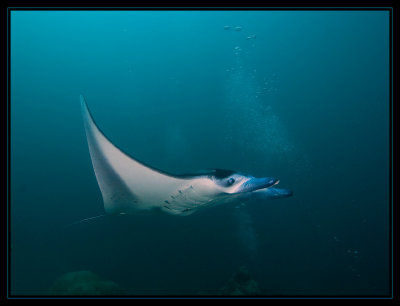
[{"xmin": 227, "ymin": 178, "xmax": 235, "ymax": 185}]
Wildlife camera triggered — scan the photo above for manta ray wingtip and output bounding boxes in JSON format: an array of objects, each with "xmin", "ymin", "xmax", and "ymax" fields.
[
  {"xmin": 80, "ymin": 95, "xmax": 92, "ymax": 121},
  {"xmin": 80, "ymin": 94, "xmax": 86, "ymax": 106}
]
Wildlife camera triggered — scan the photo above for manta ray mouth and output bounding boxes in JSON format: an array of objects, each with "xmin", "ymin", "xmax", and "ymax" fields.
[
  {"xmin": 255, "ymin": 187, "xmax": 293, "ymax": 198},
  {"xmin": 237, "ymin": 177, "xmax": 279, "ymax": 193},
  {"xmin": 254, "ymin": 179, "xmax": 280, "ymax": 191}
]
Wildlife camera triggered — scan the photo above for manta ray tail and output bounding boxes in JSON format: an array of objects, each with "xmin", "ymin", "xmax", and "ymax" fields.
[{"xmin": 67, "ymin": 214, "xmax": 108, "ymax": 227}]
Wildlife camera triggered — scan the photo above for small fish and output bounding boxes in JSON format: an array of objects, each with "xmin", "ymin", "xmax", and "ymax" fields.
[{"xmin": 246, "ymin": 34, "xmax": 256, "ymax": 40}]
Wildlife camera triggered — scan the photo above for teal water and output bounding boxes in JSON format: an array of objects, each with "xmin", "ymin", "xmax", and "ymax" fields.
[{"xmin": 10, "ymin": 10, "xmax": 390, "ymax": 296}]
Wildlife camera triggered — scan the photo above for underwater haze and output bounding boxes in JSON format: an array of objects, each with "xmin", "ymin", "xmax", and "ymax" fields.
[{"xmin": 10, "ymin": 10, "xmax": 390, "ymax": 296}]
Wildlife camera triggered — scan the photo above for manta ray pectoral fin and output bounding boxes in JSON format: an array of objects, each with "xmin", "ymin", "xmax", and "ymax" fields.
[{"xmin": 80, "ymin": 95, "xmax": 188, "ymax": 214}]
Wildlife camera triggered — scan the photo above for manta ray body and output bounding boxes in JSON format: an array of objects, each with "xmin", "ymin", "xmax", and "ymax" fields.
[{"xmin": 80, "ymin": 95, "xmax": 292, "ymax": 216}]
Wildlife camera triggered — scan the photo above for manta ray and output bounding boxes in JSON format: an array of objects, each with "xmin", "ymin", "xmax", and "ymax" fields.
[{"xmin": 80, "ymin": 95, "xmax": 292, "ymax": 216}]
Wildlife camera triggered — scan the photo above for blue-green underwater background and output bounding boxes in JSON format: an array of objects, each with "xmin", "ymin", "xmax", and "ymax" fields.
[{"xmin": 10, "ymin": 10, "xmax": 390, "ymax": 296}]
